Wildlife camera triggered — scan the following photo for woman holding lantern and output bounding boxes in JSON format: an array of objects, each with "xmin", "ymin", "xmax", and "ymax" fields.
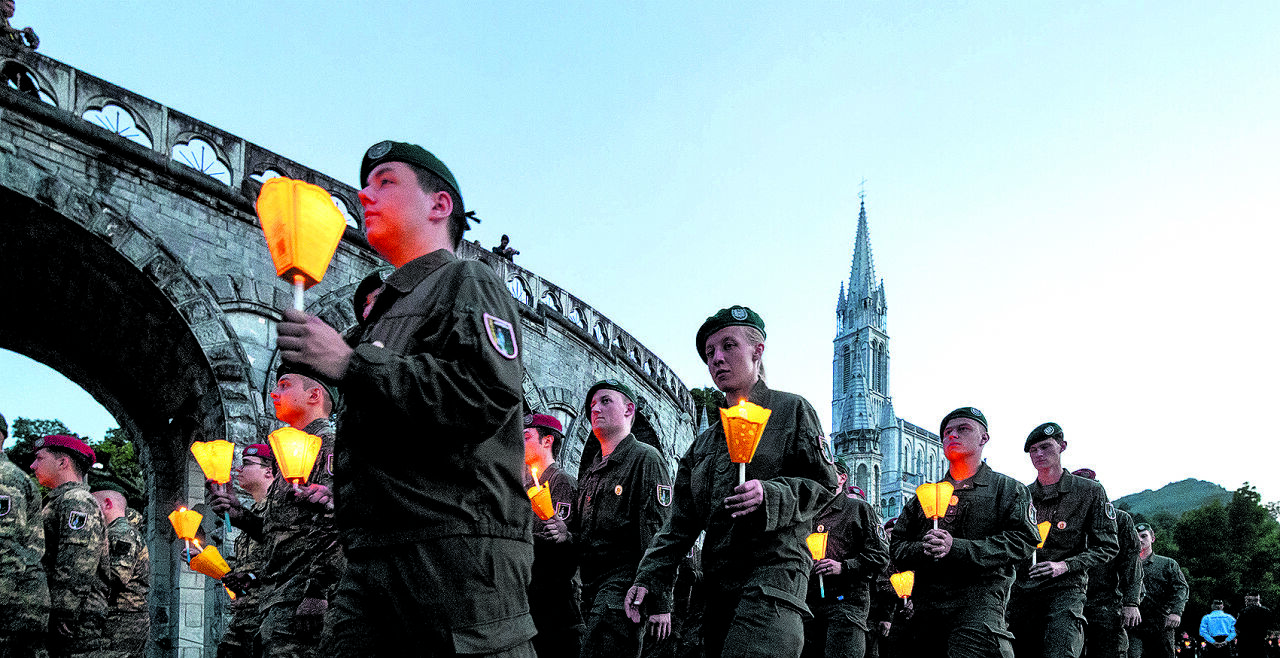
[{"xmin": 627, "ymin": 305, "xmax": 839, "ymax": 658}]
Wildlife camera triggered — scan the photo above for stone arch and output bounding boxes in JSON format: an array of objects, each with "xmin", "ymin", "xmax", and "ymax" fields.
[
  {"xmin": 0, "ymin": 180, "xmax": 260, "ymax": 651},
  {"xmin": 1, "ymin": 58, "xmax": 57, "ymax": 106}
]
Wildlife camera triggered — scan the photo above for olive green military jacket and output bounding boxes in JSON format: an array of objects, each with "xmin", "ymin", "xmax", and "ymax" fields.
[
  {"xmin": 525, "ymin": 462, "xmax": 580, "ymax": 619},
  {"xmin": 332, "ymin": 250, "xmax": 529, "ymax": 551},
  {"xmin": 806, "ymin": 492, "xmax": 890, "ymax": 611},
  {"xmin": 1016, "ymin": 469, "xmax": 1119, "ymax": 591},
  {"xmin": 1139, "ymin": 552, "xmax": 1188, "ymax": 619},
  {"xmin": 634, "ymin": 381, "xmax": 839, "ymax": 612},
  {"xmin": 891, "ymin": 462, "xmax": 1038, "ymax": 610},
  {"xmin": 42, "ymin": 480, "xmax": 109, "ymax": 621},
  {"xmin": 104, "ymin": 515, "xmax": 149, "ymax": 615},
  {"xmin": 573, "ymin": 434, "xmax": 673, "ymax": 614},
  {"xmin": 0, "ymin": 452, "xmax": 49, "ymax": 633},
  {"xmin": 259, "ymin": 417, "xmax": 342, "ymax": 611},
  {"xmin": 1086, "ymin": 507, "xmax": 1143, "ymax": 609}
]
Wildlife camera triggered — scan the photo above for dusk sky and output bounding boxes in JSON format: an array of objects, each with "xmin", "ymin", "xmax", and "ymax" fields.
[{"xmin": 2, "ymin": 3, "xmax": 1275, "ymax": 501}]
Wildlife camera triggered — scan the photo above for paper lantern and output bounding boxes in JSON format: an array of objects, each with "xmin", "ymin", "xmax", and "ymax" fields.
[
  {"xmin": 720, "ymin": 400, "xmax": 771, "ymax": 463},
  {"xmin": 191, "ymin": 440, "xmax": 235, "ymax": 485},
  {"xmin": 915, "ymin": 481, "xmax": 956, "ymax": 520},
  {"xmin": 256, "ymin": 177, "xmax": 346, "ymax": 308},
  {"xmin": 890, "ymin": 571, "xmax": 915, "ymax": 599},
  {"xmin": 1036, "ymin": 521, "xmax": 1052, "ymax": 549},
  {"xmin": 528, "ymin": 485, "xmax": 555, "ymax": 521},
  {"xmin": 268, "ymin": 427, "xmax": 324, "ymax": 485},
  {"xmin": 806, "ymin": 531, "xmax": 829, "ymax": 561},
  {"xmin": 167, "ymin": 507, "xmax": 202, "ymax": 541},
  {"xmin": 189, "ymin": 544, "xmax": 231, "ymax": 580}
]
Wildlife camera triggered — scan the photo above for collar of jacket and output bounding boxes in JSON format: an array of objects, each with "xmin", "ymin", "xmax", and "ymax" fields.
[
  {"xmin": 586, "ymin": 433, "xmax": 638, "ymax": 474},
  {"xmin": 384, "ymin": 249, "xmax": 457, "ymax": 294},
  {"xmin": 1030, "ymin": 468, "xmax": 1078, "ymax": 498},
  {"xmin": 945, "ymin": 460, "xmax": 995, "ymax": 490}
]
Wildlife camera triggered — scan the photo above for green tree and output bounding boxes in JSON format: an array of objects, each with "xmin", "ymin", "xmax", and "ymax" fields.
[{"xmin": 4, "ymin": 417, "xmax": 73, "ymax": 468}]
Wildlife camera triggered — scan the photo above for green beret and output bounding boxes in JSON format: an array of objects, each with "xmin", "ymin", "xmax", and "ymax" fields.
[
  {"xmin": 584, "ymin": 379, "xmax": 636, "ymax": 413},
  {"xmin": 360, "ymin": 140, "xmax": 464, "ymax": 211},
  {"xmin": 939, "ymin": 406, "xmax": 988, "ymax": 437},
  {"xmin": 1025, "ymin": 422, "xmax": 1064, "ymax": 452},
  {"xmin": 695, "ymin": 305, "xmax": 766, "ymax": 362}
]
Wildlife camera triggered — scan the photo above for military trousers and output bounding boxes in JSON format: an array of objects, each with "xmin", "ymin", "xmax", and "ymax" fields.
[
  {"xmin": 104, "ymin": 611, "xmax": 149, "ymax": 658},
  {"xmin": 46, "ymin": 613, "xmax": 110, "ymax": 658},
  {"xmin": 1008, "ymin": 581, "xmax": 1087, "ymax": 658},
  {"xmin": 261, "ymin": 603, "xmax": 323, "ymax": 658},
  {"xmin": 1126, "ymin": 623, "xmax": 1175, "ymax": 658},
  {"xmin": 802, "ymin": 597, "xmax": 868, "ymax": 658},
  {"xmin": 905, "ymin": 604, "xmax": 1015, "ymax": 658},
  {"xmin": 700, "ymin": 583, "xmax": 806, "ymax": 658},
  {"xmin": 581, "ymin": 607, "xmax": 641, "ymax": 658},
  {"xmin": 1083, "ymin": 603, "xmax": 1130, "ymax": 658},
  {"xmin": 318, "ymin": 537, "xmax": 536, "ymax": 658}
]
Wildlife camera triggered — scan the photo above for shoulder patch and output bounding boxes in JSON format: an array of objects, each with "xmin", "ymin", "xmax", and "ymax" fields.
[
  {"xmin": 1105, "ymin": 502, "xmax": 1116, "ymax": 520},
  {"xmin": 0, "ymin": 494, "xmax": 9, "ymax": 517},
  {"xmin": 1027, "ymin": 503, "xmax": 1037, "ymax": 528},
  {"xmin": 112, "ymin": 540, "xmax": 132, "ymax": 555},
  {"xmin": 68, "ymin": 510, "xmax": 87, "ymax": 530},
  {"xmin": 482, "ymin": 313, "xmax": 519, "ymax": 359},
  {"xmin": 326, "ymin": 453, "xmax": 334, "ymax": 476},
  {"xmin": 819, "ymin": 435, "xmax": 835, "ymax": 465},
  {"xmin": 656, "ymin": 484, "xmax": 672, "ymax": 507},
  {"xmin": 876, "ymin": 523, "xmax": 888, "ymax": 544},
  {"xmin": 555, "ymin": 501, "xmax": 572, "ymax": 520}
]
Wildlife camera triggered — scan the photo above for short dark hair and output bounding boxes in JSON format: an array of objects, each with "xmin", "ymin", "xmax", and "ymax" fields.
[
  {"xmin": 47, "ymin": 446, "xmax": 89, "ymax": 478},
  {"xmin": 536, "ymin": 427, "xmax": 564, "ymax": 460},
  {"xmin": 407, "ymin": 162, "xmax": 467, "ymax": 250}
]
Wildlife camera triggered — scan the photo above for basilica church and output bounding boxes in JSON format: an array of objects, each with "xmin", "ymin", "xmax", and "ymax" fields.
[{"xmin": 831, "ymin": 199, "xmax": 946, "ymax": 521}]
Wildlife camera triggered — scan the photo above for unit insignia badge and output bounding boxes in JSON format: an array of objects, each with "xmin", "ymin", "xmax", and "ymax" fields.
[
  {"xmin": 483, "ymin": 313, "xmax": 519, "ymax": 360},
  {"xmin": 657, "ymin": 485, "xmax": 672, "ymax": 507},
  {"xmin": 0, "ymin": 495, "xmax": 9, "ymax": 517},
  {"xmin": 1105, "ymin": 502, "xmax": 1116, "ymax": 520},
  {"xmin": 556, "ymin": 502, "xmax": 572, "ymax": 520},
  {"xmin": 366, "ymin": 141, "xmax": 393, "ymax": 159},
  {"xmin": 731, "ymin": 308, "xmax": 748, "ymax": 321},
  {"xmin": 68, "ymin": 511, "xmax": 87, "ymax": 530}
]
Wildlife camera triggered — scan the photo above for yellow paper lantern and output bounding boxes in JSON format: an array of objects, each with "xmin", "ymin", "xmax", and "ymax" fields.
[
  {"xmin": 528, "ymin": 486, "xmax": 555, "ymax": 521},
  {"xmin": 915, "ymin": 481, "xmax": 956, "ymax": 520},
  {"xmin": 167, "ymin": 507, "xmax": 203, "ymax": 541},
  {"xmin": 720, "ymin": 399, "xmax": 772, "ymax": 464},
  {"xmin": 189, "ymin": 544, "xmax": 231, "ymax": 580},
  {"xmin": 890, "ymin": 571, "xmax": 915, "ymax": 599},
  {"xmin": 255, "ymin": 177, "xmax": 347, "ymax": 306},
  {"xmin": 268, "ymin": 427, "xmax": 324, "ymax": 485},
  {"xmin": 191, "ymin": 440, "xmax": 235, "ymax": 485},
  {"xmin": 806, "ymin": 531, "xmax": 829, "ymax": 561},
  {"xmin": 1036, "ymin": 521, "xmax": 1052, "ymax": 549}
]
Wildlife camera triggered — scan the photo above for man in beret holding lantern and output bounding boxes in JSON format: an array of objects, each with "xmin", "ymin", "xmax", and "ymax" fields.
[
  {"xmin": 627, "ymin": 305, "xmax": 839, "ymax": 658},
  {"xmin": 889, "ymin": 407, "xmax": 1039, "ymax": 658},
  {"xmin": 30, "ymin": 434, "xmax": 112, "ymax": 656},
  {"xmin": 1008, "ymin": 423, "xmax": 1119, "ymax": 658},
  {"xmin": 570, "ymin": 379, "xmax": 673, "ymax": 658},
  {"xmin": 522, "ymin": 413, "xmax": 584, "ymax": 657},
  {"xmin": 276, "ymin": 141, "xmax": 534, "ymax": 656}
]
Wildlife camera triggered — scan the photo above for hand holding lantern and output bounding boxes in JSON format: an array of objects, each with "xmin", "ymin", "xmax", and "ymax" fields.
[
  {"xmin": 255, "ymin": 177, "xmax": 347, "ymax": 311},
  {"xmin": 916, "ymin": 481, "xmax": 955, "ymax": 531},
  {"xmin": 720, "ymin": 399, "xmax": 771, "ymax": 485},
  {"xmin": 167, "ymin": 506, "xmax": 202, "ymax": 563},
  {"xmin": 806, "ymin": 528, "xmax": 830, "ymax": 598},
  {"xmin": 188, "ymin": 540, "xmax": 231, "ymax": 580},
  {"xmin": 267, "ymin": 427, "xmax": 324, "ymax": 485}
]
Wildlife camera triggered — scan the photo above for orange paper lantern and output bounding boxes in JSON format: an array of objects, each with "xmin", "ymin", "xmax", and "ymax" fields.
[
  {"xmin": 805, "ymin": 531, "xmax": 829, "ymax": 561},
  {"xmin": 167, "ymin": 507, "xmax": 202, "ymax": 541},
  {"xmin": 915, "ymin": 481, "xmax": 956, "ymax": 520},
  {"xmin": 191, "ymin": 440, "xmax": 235, "ymax": 485},
  {"xmin": 1036, "ymin": 521, "xmax": 1052, "ymax": 549},
  {"xmin": 267, "ymin": 427, "xmax": 324, "ymax": 485},
  {"xmin": 255, "ymin": 177, "xmax": 346, "ymax": 293},
  {"xmin": 528, "ymin": 486, "xmax": 555, "ymax": 521},
  {"xmin": 720, "ymin": 399, "xmax": 771, "ymax": 464},
  {"xmin": 890, "ymin": 571, "xmax": 915, "ymax": 599},
  {"xmin": 189, "ymin": 544, "xmax": 231, "ymax": 580}
]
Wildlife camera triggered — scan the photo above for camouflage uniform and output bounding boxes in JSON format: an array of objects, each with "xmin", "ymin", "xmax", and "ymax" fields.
[
  {"xmin": 258, "ymin": 417, "xmax": 342, "ymax": 658},
  {"xmin": 1, "ymin": 450, "xmax": 50, "ymax": 657},
  {"xmin": 41, "ymin": 480, "xmax": 111, "ymax": 657},
  {"xmin": 219, "ymin": 500, "xmax": 269, "ymax": 658},
  {"xmin": 102, "ymin": 515, "xmax": 150, "ymax": 657}
]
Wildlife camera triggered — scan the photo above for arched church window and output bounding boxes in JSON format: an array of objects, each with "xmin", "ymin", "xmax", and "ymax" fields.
[
  {"xmin": 506, "ymin": 276, "xmax": 531, "ymax": 306},
  {"xmin": 874, "ymin": 466, "xmax": 880, "ymax": 498},
  {"xmin": 915, "ymin": 449, "xmax": 923, "ymax": 475},
  {"xmin": 842, "ymin": 345, "xmax": 851, "ymax": 391},
  {"xmin": 856, "ymin": 464, "xmax": 869, "ymax": 495}
]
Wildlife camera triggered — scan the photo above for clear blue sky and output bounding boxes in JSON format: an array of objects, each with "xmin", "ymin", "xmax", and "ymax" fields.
[{"xmin": 2, "ymin": 2, "xmax": 1276, "ymax": 500}]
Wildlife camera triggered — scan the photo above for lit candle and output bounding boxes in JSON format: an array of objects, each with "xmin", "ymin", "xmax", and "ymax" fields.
[{"xmin": 531, "ymin": 466, "xmax": 541, "ymax": 492}]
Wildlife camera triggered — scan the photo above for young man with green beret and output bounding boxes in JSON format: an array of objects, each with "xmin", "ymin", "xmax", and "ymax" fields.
[
  {"xmin": 30, "ymin": 434, "xmax": 112, "ymax": 656},
  {"xmin": 569, "ymin": 380, "xmax": 673, "ymax": 658},
  {"xmin": 276, "ymin": 141, "xmax": 534, "ymax": 656},
  {"xmin": 0, "ymin": 412, "xmax": 50, "ymax": 658},
  {"xmin": 1128, "ymin": 523, "xmax": 1188, "ymax": 658},
  {"xmin": 627, "ymin": 305, "xmax": 840, "ymax": 658},
  {"xmin": 1073, "ymin": 467, "xmax": 1143, "ymax": 658},
  {"xmin": 889, "ymin": 407, "xmax": 1039, "ymax": 658},
  {"xmin": 1008, "ymin": 423, "xmax": 1119, "ymax": 658}
]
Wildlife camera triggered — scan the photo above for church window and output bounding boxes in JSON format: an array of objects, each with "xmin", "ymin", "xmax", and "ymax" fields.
[
  {"xmin": 857, "ymin": 464, "xmax": 869, "ymax": 494},
  {"xmin": 842, "ymin": 345, "xmax": 851, "ymax": 391},
  {"xmin": 915, "ymin": 449, "xmax": 922, "ymax": 475},
  {"xmin": 874, "ymin": 466, "xmax": 880, "ymax": 499}
]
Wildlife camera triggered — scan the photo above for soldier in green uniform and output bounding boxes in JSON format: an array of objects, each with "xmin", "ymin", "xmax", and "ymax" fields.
[
  {"xmin": 627, "ymin": 306, "xmax": 839, "ymax": 658},
  {"xmin": 521, "ymin": 413, "xmax": 584, "ymax": 657},
  {"xmin": 29, "ymin": 435, "xmax": 111, "ymax": 658},
  {"xmin": 1073, "ymin": 468, "xmax": 1143, "ymax": 658},
  {"xmin": 1, "ymin": 412, "xmax": 50, "ymax": 658},
  {"xmin": 890, "ymin": 407, "xmax": 1038, "ymax": 658},
  {"xmin": 569, "ymin": 380, "xmax": 673, "ymax": 658},
  {"xmin": 277, "ymin": 140, "xmax": 535, "ymax": 657},
  {"xmin": 216, "ymin": 443, "xmax": 275, "ymax": 658},
  {"xmin": 1008, "ymin": 423, "xmax": 1119, "ymax": 658},
  {"xmin": 91, "ymin": 488, "xmax": 150, "ymax": 657},
  {"xmin": 1127, "ymin": 524, "xmax": 1187, "ymax": 658},
  {"xmin": 802, "ymin": 462, "xmax": 890, "ymax": 658}
]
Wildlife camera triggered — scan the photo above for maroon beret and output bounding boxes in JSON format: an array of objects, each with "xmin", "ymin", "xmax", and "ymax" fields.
[
  {"xmin": 244, "ymin": 444, "xmax": 273, "ymax": 461},
  {"xmin": 523, "ymin": 413, "xmax": 563, "ymax": 435},
  {"xmin": 35, "ymin": 434, "xmax": 96, "ymax": 467},
  {"xmin": 1072, "ymin": 468, "xmax": 1097, "ymax": 480}
]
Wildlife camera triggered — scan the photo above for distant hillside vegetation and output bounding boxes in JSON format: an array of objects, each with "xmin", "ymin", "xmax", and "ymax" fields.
[{"xmin": 1115, "ymin": 478, "xmax": 1232, "ymax": 520}]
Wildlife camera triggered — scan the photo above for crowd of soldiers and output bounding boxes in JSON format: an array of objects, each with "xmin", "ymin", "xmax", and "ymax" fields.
[{"xmin": 0, "ymin": 138, "xmax": 1271, "ymax": 658}]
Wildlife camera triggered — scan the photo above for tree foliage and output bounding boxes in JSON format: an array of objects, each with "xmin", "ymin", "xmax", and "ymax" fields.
[{"xmin": 3, "ymin": 417, "xmax": 144, "ymax": 508}]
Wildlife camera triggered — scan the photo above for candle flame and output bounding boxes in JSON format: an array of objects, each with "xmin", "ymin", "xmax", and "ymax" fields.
[{"xmin": 531, "ymin": 466, "xmax": 541, "ymax": 491}]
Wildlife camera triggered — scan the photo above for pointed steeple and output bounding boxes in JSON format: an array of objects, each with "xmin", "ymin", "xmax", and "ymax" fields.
[{"xmin": 848, "ymin": 198, "xmax": 877, "ymax": 302}]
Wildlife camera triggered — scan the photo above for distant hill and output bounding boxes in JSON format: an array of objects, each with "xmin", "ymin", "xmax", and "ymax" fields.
[{"xmin": 1115, "ymin": 478, "xmax": 1233, "ymax": 520}]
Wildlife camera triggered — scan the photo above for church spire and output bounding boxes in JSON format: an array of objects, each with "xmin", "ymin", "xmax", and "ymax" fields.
[{"xmin": 848, "ymin": 198, "xmax": 878, "ymax": 303}]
